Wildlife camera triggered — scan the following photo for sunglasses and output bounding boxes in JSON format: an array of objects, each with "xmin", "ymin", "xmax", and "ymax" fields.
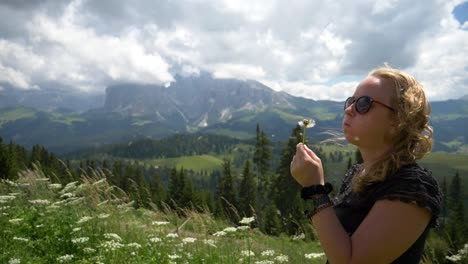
[{"xmin": 344, "ymin": 96, "xmax": 396, "ymax": 114}]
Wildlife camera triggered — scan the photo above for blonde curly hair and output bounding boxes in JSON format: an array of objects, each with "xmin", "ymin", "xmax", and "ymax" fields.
[{"xmin": 352, "ymin": 66, "xmax": 433, "ymax": 192}]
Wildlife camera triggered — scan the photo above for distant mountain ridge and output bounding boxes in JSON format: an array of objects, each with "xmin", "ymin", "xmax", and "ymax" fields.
[
  {"xmin": 103, "ymin": 72, "xmax": 301, "ymax": 128},
  {"xmin": 0, "ymin": 74, "xmax": 467, "ymax": 154}
]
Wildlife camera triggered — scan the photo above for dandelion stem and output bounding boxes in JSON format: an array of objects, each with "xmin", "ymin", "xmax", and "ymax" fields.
[{"xmin": 303, "ymin": 127, "xmax": 306, "ymax": 144}]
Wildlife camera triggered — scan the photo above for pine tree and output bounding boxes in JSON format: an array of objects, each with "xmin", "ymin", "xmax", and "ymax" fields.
[
  {"xmin": 447, "ymin": 171, "xmax": 466, "ymax": 249},
  {"xmin": 347, "ymin": 157, "xmax": 352, "ymax": 170},
  {"xmin": 216, "ymin": 159, "xmax": 238, "ymax": 222},
  {"xmin": 238, "ymin": 160, "xmax": 257, "ymax": 216},
  {"xmin": 263, "ymin": 203, "xmax": 282, "ymax": 236},
  {"xmin": 271, "ymin": 125, "xmax": 305, "ymax": 234}
]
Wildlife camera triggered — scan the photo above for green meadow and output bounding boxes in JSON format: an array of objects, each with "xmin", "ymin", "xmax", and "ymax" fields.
[{"xmin": 0, "ymin": 167, "xmax": 327, "ymax": 264}]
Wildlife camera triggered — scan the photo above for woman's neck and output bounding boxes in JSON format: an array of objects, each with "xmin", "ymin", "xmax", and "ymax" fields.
[{"xmin": 359, "ymin": 145, "xmax": 392, "ymax": 172}]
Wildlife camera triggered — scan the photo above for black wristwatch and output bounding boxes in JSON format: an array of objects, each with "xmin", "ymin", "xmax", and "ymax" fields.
[{"xmin": 301, "ymin": 182, "xmax": 333, "ymax": 200}]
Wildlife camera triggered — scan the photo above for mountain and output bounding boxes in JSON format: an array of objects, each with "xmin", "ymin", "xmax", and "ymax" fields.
[
  {"xmin": 0, "ymin": 74, "xmax": 467, "ymax": 154},
  {"xmin": 0, "ymin": 83, "xmax": 104, "ymax": 112},
  {"xmin": 103, "ymin": 72, "xmax": 308, "ymax": 128}
]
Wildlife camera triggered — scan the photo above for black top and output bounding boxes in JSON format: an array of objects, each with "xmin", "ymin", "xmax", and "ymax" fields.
[{"xmin": 328, "ymin": 163, "xmax": 442, "ymax": 263}]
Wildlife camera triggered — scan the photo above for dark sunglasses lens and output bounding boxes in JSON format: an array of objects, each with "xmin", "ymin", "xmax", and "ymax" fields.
[
  {"xmin": 356, "ymin": 96, "xmax": 372, "ymax": 113},
  {"xmin": 344, "ymin": 97, "xmax": 354, "ymax": 110}
]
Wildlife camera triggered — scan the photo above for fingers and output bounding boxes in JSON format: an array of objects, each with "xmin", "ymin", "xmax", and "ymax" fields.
[{"xmin": 296, "ymin": 143, "xmax": 320, "ymax": 162}]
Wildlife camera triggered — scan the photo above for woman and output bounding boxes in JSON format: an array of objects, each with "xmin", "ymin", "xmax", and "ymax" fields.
[{"xmin": 290, "ymin": 66, "xmax": 442, "ymax": 263}]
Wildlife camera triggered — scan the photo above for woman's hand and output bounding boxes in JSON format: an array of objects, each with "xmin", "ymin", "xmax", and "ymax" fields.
[{"xmin": 290, "ymin": 143, "xmax": 324, "ymax": 187}]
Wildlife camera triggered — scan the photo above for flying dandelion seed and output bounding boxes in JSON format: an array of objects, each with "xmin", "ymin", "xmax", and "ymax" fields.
[{"xmin": 298, "ymin": 119, "xmax": 315, "ymax": 144}]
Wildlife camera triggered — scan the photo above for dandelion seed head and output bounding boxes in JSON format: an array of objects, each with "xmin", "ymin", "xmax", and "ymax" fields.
[{"xmin": 298, "ymin": 118, "xmax": 315, "ymax": 128}]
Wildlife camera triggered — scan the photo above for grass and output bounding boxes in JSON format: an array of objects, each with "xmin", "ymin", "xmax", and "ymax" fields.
[
  {"xmin": 0, "ymin": 167, "xmax": 327, "ymax": 263},
  {"xmin": 0, "ymin": 107, "xmax": 36, "ymax": 127},
  {"xmin": 142, "ymin": 155, "xmax": 225, "ymax": 172}
]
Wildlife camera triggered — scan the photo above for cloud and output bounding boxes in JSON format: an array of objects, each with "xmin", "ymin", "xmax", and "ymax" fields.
[{"xmin": 0, "ymin": 0, "xmax": 466, "ymax": 101}]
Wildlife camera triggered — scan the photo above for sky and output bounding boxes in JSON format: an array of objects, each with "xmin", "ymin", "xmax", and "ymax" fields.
[{"xmin": 0, "ymin": 0, "xmax": 467, "ymax": 101}]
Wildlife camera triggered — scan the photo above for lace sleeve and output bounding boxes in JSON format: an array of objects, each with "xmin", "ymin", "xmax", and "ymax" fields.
[
  {"xmin": 337, "ymin": 164, "xmax": 362, "ymax": 195},
  {"xmin": 373, "ymin": 164, "xmax": 442, "ymax": 228}
]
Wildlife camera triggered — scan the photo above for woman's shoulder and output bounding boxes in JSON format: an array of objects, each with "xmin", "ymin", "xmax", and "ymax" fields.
[{"xmin": 374, "ymin": 163, "xmax": 443, "ymax": 227}]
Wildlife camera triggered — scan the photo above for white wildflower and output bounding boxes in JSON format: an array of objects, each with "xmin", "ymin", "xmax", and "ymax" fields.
[
  {"xmin": 35, "ymin": 177, "xmax": 49, "ymax": 182},
  {"xmin": 203, "ymin": 239, "xmax": 217, "ymax": 247},
  {"xmin": 168, "ymin": 254, "xmax": 181, "ymax": 260},
  {"xmin": 3, "ymin": 179, "xmax": 18, "ymax": 186},
  {"xmin": 77, "ymin": 216, "xmax": 93, "ymax": 224},
  {"xmin": 275, "ymin": 255, "xmax": 289, "ymax": 263},
  {"xmin": 100, "ymin": 240, "xmax": 124, "ymax": 251},
  {"xmin": 223, "ymin": 227, "xmax": 237, "ymax": 232},
  {"xmin": 255, "ymin": 261, "xmax": 274, "ymax": 264},
  {"xmin": 60, "ymin": 193, "xmax": 74, "ymax": 199},
  {"xmin": 72, "ymin": 227, "xmax": 81, "ymax": 232},
  {"xmin": 12, "ymin": 237, "xmax": 29, "ymax": 242},
  {"xmin": 182, "ymin": 237, "xmax": 197, "ymax": 244},
  {"xmin": 92, "ymin": 179, "xmax": 107, "ymax": 185},
  {"xmin": 239, "ymin": 216, "xmax": 255, "ymax": 225},
  {"xmin": 48, "ymin": 183, "xmax": 62, "ymax": 190},
  {"xmin": 104, "ymin": 233, "xmax": 122, "ymax": 241},
  {"xmin": 83, "ymin": 247, "xmax": 96, "ymax": 254},
  {"xmin": 292, "ymin": 233, "xmax": 305, "ymax": 240},
  {"xmin": 166, "ymin": 233, "xmax": 179, "ymax": 238},
  {"xmin": 305, "ymin": 253, "xmax": 325, "ymax": 259},
  {"xmin": 213, "ymin": 231, "xmax": 227, "ymax": 237},
  {"xmin": 61, "ymin": 181, "xmax": 79, "ymax": 193},
  {"xmin": 0, "ymin": 206, "xmax": 10, "ymax": 211},
  {"xmin": 29, "ymin": 199, "xmax": 51, "ymax": 205},
  {"xmin": 446, "ymin": 255, "xmax": 462, "ymax": 262},
  {"xmin": 9, "ymin": 218, "xmax": 23, "ymax": 224},
  {"xmin": 241, "ymin": 250, "xmax": 255, "ymax": 257},
  {"xmin": 56, "ymin": 254, "xmax": 74, "ymax": 263},
  {"xmin": 149, "ymin": 237, "xmax": 162, "ymax": 243},
  {"xmin": 152, "ymin": 221, "xmax": 170, "ymax": 226},
  {"xmin": 237, "ymin": 226, "xmax": 250, "ymax": 231},
  {"xmin": 72, "ymin": 237, "xmax": 89, "ymax": 244},
  {"xmin": 0, "ymin": 195, "xmax": 16, "ymax": 202},
  {"xmin": 98, "ymin": 213, "xmax": 110, "ymax": 219},
  {"xmin": 261, "ymin": 250, "xmax": 275, "ymax": 257},
  {"xmin": 127, "ymin": 242, "xmax": 142, "ymax": 248},
  {"xmin": 8, "ymin": 258, "xmax": 21, "ymax": 264}
]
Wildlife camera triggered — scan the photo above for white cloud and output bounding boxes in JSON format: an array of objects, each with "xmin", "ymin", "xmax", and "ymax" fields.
[{"xmin": 0, "ymin": 0, "xmax": 466, "ymax": 100}]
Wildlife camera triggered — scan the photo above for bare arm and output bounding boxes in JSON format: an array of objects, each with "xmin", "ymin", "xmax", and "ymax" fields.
[{"xmin": 311, "ymin": 199, "xmax": 431, "ymax": 264}]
